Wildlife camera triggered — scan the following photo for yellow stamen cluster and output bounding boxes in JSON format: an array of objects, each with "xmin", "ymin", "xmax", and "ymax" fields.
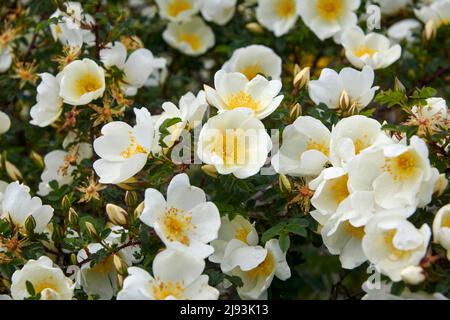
[
  {"xmin": 247, "ymin": 252, "xmax": 275, "ymax": 279},
  {"xmin": 307, "ymin": 140, "xmax": 329, "ymax": 156},
  {"xmin": 235, "ymin": 226, "xmax": 250, "ymax": 243},
  {"xmin": 355, "ymin": 47, "xmax": 378, "ymax": 58},
  {"xmin": 330, "ymin": 175, "xmax": 349, "ymax": 205},
  {"xmin": 167, "ymin": 0, "xmax": 192, "ymax": 18},
  {"xmin": 162, "ymin": 207, "xmax": 194, "ymax": 245},
  {"xmin": 227, "ymin": 91, "xmax": 260, "ymax": 111},
  {"xmin": 151, "ymin": 279, "xmax": 185, "ymax": 300},
  {"xmin": 75, "ymin": 73, "xmax": 102, "ymax": 96},
  {"xmin": 344, "ymin": 221, "xmax": 365, "ymax": 240},
  {"xmin": 276, "ymin": 0, "xmax": 296, "ymax": 18},
  {"xmin": 317, "ymin": 0, "xmax": 343, "ymax": 20},
  {"xmin": 240, "ymin": 64, "xmax": 264, "ymax": 80},
  {"xmin": 178, "ymin": 33, "xmax": 202, "ymax": 51},
  {"xmin": 121, "ymin": 131, "xmax": 148, "ymax": 159},
  {"xmin": 383, "ymin": 150, "xmax": 419, "ymax": 181},
  {"xmin": 384, "ymin": 229, "xmax": 412, "ymax": 260}
]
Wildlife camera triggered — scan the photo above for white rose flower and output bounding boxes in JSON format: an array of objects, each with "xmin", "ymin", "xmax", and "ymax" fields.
[
  {"xmin": 387, "ymin": 19, "xmax": 421, "ymax": 43},
  {"xmin": 100, "ymin": 42, "xmax": 166, "ymax": 96},
  {"xmin": 38, "ymin": 134, "xmax": 92, "ymax": 196},
  {"xmin": 30, "ymin": 73, "xmax": 64, "ymax": 127},
  {"xmin": 256, "ymin": 0, "xmax": 299, "ymax": 37},
  {"xmin": 93, "ymin": 108, "xmax": 154, "ymax": 184},
  {"xmin": 197, "ymin": 108, "xmax": 272, "ymax": 179},
  {"xmin": 329, "ymin": 115, "xmax": 392, "ymax": 167},
  {"xmin": 0, "ymin": 111, "xmax": 11, "ymax": 134},
  {"xmin": 411, "ymin": 97, "xmax": 448, "ymax": 133},
  {"xmin": 298, "ymin": 0, "xmax": 360, "ymax": 40},
  {"xmin": 222, "ymin": 44, "xmax": 282, "ymax": 80},
  {"xmin": 209, "ymin": 215, "xmax": 259, "ymax": 264},
  {"xmin": 140, "ymin": 173, "xmax": 221, "ymax": 259},
  {"xmin": 0, "ymin": 181, "xmax": 53, "ymax": 234},
  {"xmin": 0, "ymin": 45, "xmax": 12, "ymax": 73},
  {"xmin": 152, "ymin": 90, "xmax": 207, "ymax": 154},
  {"xmin": 432, "ymin": 204, "xmax": 450, "ymax": 260},
  {"xmin": 362, "ymin": 213, "xmax": 431, "ymax": 281},
  {"xmin": 223, "ymin": 239, "xmax": 291, "ymax": 300},
  {"xmin": 341, "ymin": 26, "xmax": 402, "ymax": 70},
  {"xmin": 272, "ymin": 116, "xmax": 331, "ymax": 177},
  {"xmin": 156, "ymin": 0, "xmax": 203, "ymax": 22},
  {"xmin": 201, "ymin": 0, "xmax": 237, "ymax": 25},
  {"xmin": 374, "ymin": 0, "xmax": 412, "ymax": 15},
  {"xmin": 49, "ymin": 1, "xmax": 95, "ymax": 48},
  {"xmin": 415, "ymin": 0, "xmax": 450, "ymax": 27},
  {"xmin": 117, "ymin": 249, "xmax": 219, "ymax": 300},
  {"xmin": 59, "ymin": 58, "xmax": 105, "ymax": 106},
  {"xmin": 163, "ymin": 17, "xmax": 215, "ymax": 56},
  {"xmin": 77, "ymin": 226, "xmax": 140, "ymax": 300},
  {"xmin": 11, "ymin": 256, "xmax": 74, "ymax": 300},
  {"xmin": 308, "ymin": 66, "xmax": 379, "ymax": 111},
  {"xmin": 204, "ymin": 70, "xmax": 283, "ymax": 120}
]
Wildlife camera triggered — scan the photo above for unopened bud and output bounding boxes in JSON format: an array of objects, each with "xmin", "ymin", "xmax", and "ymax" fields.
[
  {"xmin": 61, "ymin": 195, "xmax": 71, "ymax": 213},
  {"xmin": 70, "ymin": 253, "xmax": 77, "ymax": 266},
  {"xmin": 113, "ymin": 254, "xmax": 128, "ymax": 276},
  {"xmin": 289, "ymin": 103, "xmax": 301, "ymax": 121},
  {"xmin": 278, "ymin": 174, "xmax": 292, "ymax": 193},
  {"xmin": 245, "ymin": 22, "xmax": 264, "ymax": 34},
  {"xmin": 423, "ymin": 20, "xmax": 437, "ymax": 41},
  {"xmin": 124, "ymin": 191, "xmax": 138, "ymax": 208},
  {"xmin": 106, "ymin": 204, "xmax": 128, "ymax": 226},
  {"xmin": 68, "ymin": 208, "xmax": 79, "ymax": 226},
  {"xmin": 5, "ymin": 160, "xmax": 22, "ymax": 181},
  {"xmin": 134, "ymin": 201, "xmax": 144, "ymax": 219},
  {"xmin": 30, "ymin": 151, "xmax": 44, "ymax": 169},
  {"xmin": 84, "ymin": 221, "xmax": 98, "ymax": 239},
  {"xmin": 24, "ymin": 215, "xmax": 36, "ymax": 234},
  {"xmin": 400, "ymin": 266, "xmax": 425, "ymax": 285},
  {"xmin": 394, "ymin": 77, "xmax": 406, "ymax": 92},
  {"xmin": 201, "ymin": 164, "xmax": 218, "ymax": 178},
  {"xmin": 293, "ymin": 66, "xmax": 310, "ymax": 90},
  {"xmin": 339, "ymin": 90, "xmax": 350, "ymax": 111},
  {"xmin": 433, "ymin": 173, "xmax": 448, "ymax": 197}
]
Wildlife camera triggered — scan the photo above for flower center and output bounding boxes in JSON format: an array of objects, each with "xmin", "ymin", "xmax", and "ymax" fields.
[
  {"xmin": 344, "ymin": 221, "xmax": 365, "ymax": 239},
  {"xmin": 178, "ymin": 32, "xmax": 202, "ymax": 51},
  {"xmin": 91, "ymin": 255, "xmax": 115, "ymax": 273},
  {"xmin": 330, "ymin": 174, "xmax": 349, "ymax": 205},
  {"xmin": 247, "ymin": 252, "xmax": 275, "ymax": 279},
  {"xmin": 32, "ymin": 280, "xmax": 60, "ymax": 296},
  {"xmin": 162, "ymin": 207, "xmax": 193, "ymax": 245},
  {"xmin": 167, "ymin": 0, "xmax": 192, "ymax": 18},
  {"xmin": 441, "ymin": 215, "xmax": 450, "ymax": 228},
  {"xmin": 227, "ymin": 91, "xmax": 260, "ymax": 111},
  {"xmin": 384, "ymin": 150, "xmax": 419, "ymax": 181},
  {"xmin": 240, "ymin": 64, "xmax": 264, "ymax": 80},
  {"xmin": 213, "ymin": 129, "xmax": 247, "ymax": 166},
  {"xmin": 355, "ymin": 47, "xmax": 378, "ymax": 58},
  {"xmin": 317, "ymin": 0, "xmax": 343, "ymax": 20},
  {"xmin": 307, "ymin": 140, "xmax": 329, "ymax": 156},
  {"xmin": 75, "ymin": 73, "xmax": 102, "ymax": 96},
  {"xmin": 384, "ymin": 229, "xmax": 413, "ymax": 260},
  {"xmin": 151, "ymin": 280, "xmax": 185, "ymax": 300},
  {"xmin": 121, "ymin": 131, "xmax": 148, "ymax": 158},
  {"xmin": 353, "ymin": 138, "xmax": 368, "ymax": 155},
  {"xmin": 276, "ymin": 0, "xmax": 296, "ymax": 18},
  {"xmin": 235, "ymin": 226, "xmax": 250, "ymax": 243}
]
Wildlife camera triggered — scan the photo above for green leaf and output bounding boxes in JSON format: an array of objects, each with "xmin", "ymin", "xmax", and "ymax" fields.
[
  {"xmin": 158, "ymin": 117, "xmax": 182, "ymax": 148},
  {"xmin": 279, "ymin": 233, "xmax": 290, "ymax": 252},
  {"xmin": 26, "ymin": 281, "xmax": 36, "ymax": 296}
]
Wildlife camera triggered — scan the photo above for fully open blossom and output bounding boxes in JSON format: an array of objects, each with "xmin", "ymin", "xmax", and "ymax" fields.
[
  {"xmin": 30, "ymin": 73, "xmax": 63, "ymax": 127},
  {"xmin": 415, "ymin": 0, "xmax": 450, "ymax": 28},
  {"xmin": 222, "ymin": 45, "xmax": 282, "ymax": 80},
  {"xmin": 201, "ymin": 0, "xmax": 237, "ymax": 25},
  {"xmin": 433, "ymin": 204, "xmax": 450, "ymax": 260},
  {"xmin": 49, "ymin": 1, "xmax": 95, "ymax": 48},
  {"xmin": 163, "ymin": 17, "xmax": 215, "ymax": 56},
  {"xmin": 329, "ymin": 115, "xmax": 392, "ymax": 167},
  {"xmin": 140, "ymin": 173, "xmax": 221, "ymax": 259},
  {"xmin": 256, "ymin": 0, "xmax": 300, "ymax": 37},
  {"xmin": 0, "ymin": 111, "xmax": 10, "ymax": 134},
  {"xmin": 117, "ymin": 249, "xmax": 219, "ymax": 300},
  {"xmin": 308, "ymin": 66, "xmax": 379, "ymax": 111},
  {"xmin": 197, "ymin": 108, "xmax": 272, "ymax": 179},
  {"xmin": 100, "ymin": 41, "xmax": 166, "ymax": 96},
  {"xmin": 11, "ymin": 256, "xmax": 74, "ymax": 300},
  {"xmin": 341, "ymin": 26, "xmax": 402, "ymax": 70},
  {"xmin": 272, "ymin": 116, "xmax": 331, "ymax": 177},
  {"xmin": 209, "ymin": 215, "xmax": 259, "ymax": 264},
  {"xmin": 156, "ymin": 0, "xmax": 203, "ymax": 22},
  {"xmin": 409, "ymin": 97, "xmax": 449, "ymax": 135},
  {"xmin": 298, "ymin": 0, "xmax": 360, "ymax": 41},
  {"xmin": 93, "ymin": 108, "xmax": 154, "ymax": 184},
  {"xmin": 222, "ymin": 239, "xmax": 291, "ymax": 299},
  {"xmin": 204, "ymin": 70, "xmax": 283, "ymax": 120},
  {"xmin": 59, "ymin": 58, "xmax": 106, "ymax": 105},
  {"xmin": 362, "ymin": 213, "xmax": 430, "ymax": 281},
  {"xmin": 76, "ymin": 226, "xmax": 140, "ymax": 300},
  {"xmin": 0, "ymin": 181, "xmax": 53, "ymax": 234}
]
